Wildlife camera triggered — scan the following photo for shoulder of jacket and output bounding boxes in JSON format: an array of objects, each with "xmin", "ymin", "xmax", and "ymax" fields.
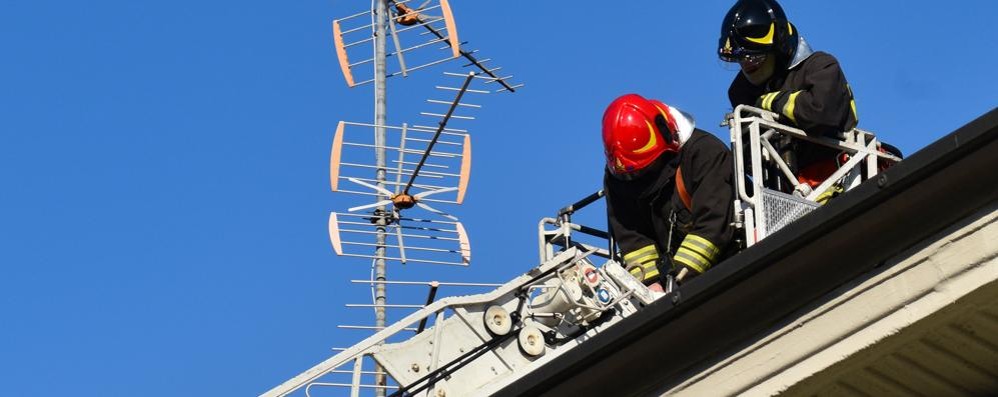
[
  {"xmin": 802, "ymin": 51, "xmax": 840, "ymax": 68},
  {"xmin": 678, "ymin": 130, "xmax": 726, "ymax": 167},
  {"xmin": 729, "ymin": 72, "xmax": 755, "ymax": 91},
  {"xmin": 683, "ymin": 129, "xmax": 726, "ymax": 150}
]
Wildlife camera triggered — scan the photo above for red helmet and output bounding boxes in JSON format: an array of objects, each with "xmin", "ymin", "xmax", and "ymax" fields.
[{"xmin": 602, "ymin": 94, "xmax": 680, "ymax": 178}]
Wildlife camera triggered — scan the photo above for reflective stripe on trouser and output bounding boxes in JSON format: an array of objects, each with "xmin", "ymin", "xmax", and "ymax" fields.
[
  {"xmin": 624, "ymin": 244, "xmax": 660, "ymax": 283},
  {"xmin": 673, "ymin": 234, "xmax": 720, "ymax": 274}
]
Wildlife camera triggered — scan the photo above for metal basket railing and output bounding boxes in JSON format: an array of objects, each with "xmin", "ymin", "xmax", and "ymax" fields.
[{"xmin": 728, "ymin": 105, "xmax": 901, "ymax": 246}]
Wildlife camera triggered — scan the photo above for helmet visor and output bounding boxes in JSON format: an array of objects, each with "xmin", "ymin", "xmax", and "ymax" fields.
[
  {"xmin": 719, "ymin": 46, "xmax": 768, "ymax": 64},
  {"xmin": 606, "ymin": 152, "xmax": 668, "ymax": 182},
  {"xmin": 607, "ymin": 164, "xmax": 652, "ymax": 181},
  {"xmin": 737, "ymin": 53, "xmax": 768, "ymax": 70}
]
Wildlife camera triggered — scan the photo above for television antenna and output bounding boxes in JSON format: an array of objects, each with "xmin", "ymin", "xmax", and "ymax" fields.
[{"xmin": 264, "ymin": 1, "xmax": 521, "ymax": 395}]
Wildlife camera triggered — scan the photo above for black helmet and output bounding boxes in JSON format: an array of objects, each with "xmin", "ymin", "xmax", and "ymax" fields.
[{"xmin": 718, "ymin": 0, "xmax": 798, "ymax": 65}]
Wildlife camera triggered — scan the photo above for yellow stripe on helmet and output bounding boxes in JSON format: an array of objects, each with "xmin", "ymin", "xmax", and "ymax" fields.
[
  {"xmin": 745, "ymin": 22, "xmax": 775, "ymax": 45},
  {"xmin": 632, "ymin": 120, "xmax": 660, "ymax": 154},
  {"xmin": 652, "ymin": 104, "xmax": 670, "ymax": 122}
]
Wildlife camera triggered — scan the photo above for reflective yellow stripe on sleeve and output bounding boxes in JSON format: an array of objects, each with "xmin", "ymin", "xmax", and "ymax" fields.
[
  {"xmin": 765, "ymin": 92, "xmax": 780, "ymax": 111},
  {"xmin": 673, "ymin": 250, "xmax": 709, "ymax": 274},
  {"xmin": 624, "ymin": 244, "xmax": 660, "ymax": 282},
  {"xmin": 761, "ymin": 92, "xmax": 780, "ymax": 111},
  {"xmin": 847, "ymin": 84, "xmax": 859, "ymax": 123},
  {"xmin": 782, "ymin": 91, "xmax": 801, "ymax": 124},
  {"xmin": 683, "ymin": 234, "xmax": 720, "ymax": 263},
  {"xmin": 623, "ymin": 244, "xmax": 658, "ymax": 264},
  {"xmin": 628, "ymin": 262, "xmax": 660, "ymax": 282},
  {"xmin": 757, "ymin": 93, "xmax": 770, "ymax": 110},
  {"xmin": 673, "ymin": 234, "xmax": 720, "ymax": 274}
]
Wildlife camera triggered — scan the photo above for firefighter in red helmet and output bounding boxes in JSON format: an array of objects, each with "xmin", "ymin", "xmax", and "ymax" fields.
[{"xmin": 603, "ymin": 94, "xmax": 737, "ymax": 289}]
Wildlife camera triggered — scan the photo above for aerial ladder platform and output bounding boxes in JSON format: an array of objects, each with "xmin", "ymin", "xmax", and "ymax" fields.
[
  {"xmin": 273, "ymin": 2, "xmax": 996, "ymax": 395},
  {"xmin": 255, "ymin": 105, "xmax": 998, "ymax": 397}
]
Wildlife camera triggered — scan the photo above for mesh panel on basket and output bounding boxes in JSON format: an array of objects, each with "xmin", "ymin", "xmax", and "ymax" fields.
[{"xmin": 761, "ymin": 189, "xmax": 820, "ymax": 234}]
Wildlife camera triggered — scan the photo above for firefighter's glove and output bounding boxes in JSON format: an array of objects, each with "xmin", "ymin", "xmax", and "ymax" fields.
[
  {"xmin": 662, "ymin": 256, "xmax": 697, "ymax": 285},
  {"xmin": 814, "ymin": 184, "xmax": 845, "ymax": 205}
]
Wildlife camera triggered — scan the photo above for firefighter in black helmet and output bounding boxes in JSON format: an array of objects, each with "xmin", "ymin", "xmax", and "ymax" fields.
[{"xmin": 719, "ymin": 0, "xmax": 859, "ymax": 193}]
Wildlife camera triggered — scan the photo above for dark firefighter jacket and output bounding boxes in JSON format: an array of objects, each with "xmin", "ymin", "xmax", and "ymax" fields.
[
  {"xmin": 729, "ymin": 50, "xmax": 859, "ymax": 182},
  {"xmin": 604, "ymin": 129, "xmax": 736, "ymax": 283},
  {"xmin": 728, "ymin": 51, "xmax": 858, "ymax": 139}
]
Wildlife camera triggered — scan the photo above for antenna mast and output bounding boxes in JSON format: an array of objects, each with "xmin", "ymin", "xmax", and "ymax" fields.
[
  {"xmin": 372, "ymin": 1, "xmax": 390, "ymax": 394},
  {"xmin": 263, "ymin": 1, "xmax": 522, "ymax": 394}
]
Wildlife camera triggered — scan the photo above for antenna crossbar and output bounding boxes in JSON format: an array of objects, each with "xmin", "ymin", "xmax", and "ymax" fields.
[
  {"xmin": 337, "ymin": 253, "xmax": 467, "ymax": 266},
  {"xmin": 402, "ymin": 72, "xmax": 476, "ymax": 195},
  {"xmin": 410, "ymin": 124, "xmax": 467, "ymax": 133},
  {"xmin": 337, "ymin": 325, "xmax": 419, "ymax": 332},
  {"xmin": 342, "ymin": 121, "xmax": 467, "ymax": 137},
  {"xmin": 395, "ymin": 19, "xmax": 446, "ymax": 35},
  {"xmin": 337, "ymin": 227, "xmax": 461, "ymax": 240},
  {"xmin": 345, "ymin": 304, "xmax": 426, "ymax": 308},
  {"xmin": 349, "ymin": 280, "xmax": 501, "ymax": 287},
  {"xmin": 338, "ymin": 164, "xmax": 450, "ymax": 180},
  {"xmin": 341, "ymin": 23, "xmax": 375, "ymax": 35},
  {"xmin": 402, "ymin": 137, "xmax": 463, "ymax": 147},
  {"xmin": 420, "ymin": 112, "xmax": 475, "ymax": 120},
  {"xmin": 427, "ymin": 98, "xmax": 481, "ymax": 108},
  {"xmin": 389, "ymin": 37, "xmax": 449, "ymax": 56},
  {"xmin": 335, "ymin": 176, "xmax": 456, "ymax": 191},
  {"xmin": 342, "ymin": 241, "xmax": 462, "ymax": 254},
  {"xmin": 331, "ymin": 189, "xmax": 458, "ymax": 203},
  {"xmin": 342, "ymin": 142, "xmax": 462, "ymax": 158},
  {"xmin": 434, "ymin": 86, "xmax": 489, "ymax": 94}
]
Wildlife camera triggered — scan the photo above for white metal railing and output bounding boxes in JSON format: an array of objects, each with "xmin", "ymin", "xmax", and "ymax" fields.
[
  {"xmin": 260, "ymin": 247, "xmax": 659, "ymax": 397},
  {"xmin": 727, "ymin": 105, "xmax": 901, "ymax": 247}
]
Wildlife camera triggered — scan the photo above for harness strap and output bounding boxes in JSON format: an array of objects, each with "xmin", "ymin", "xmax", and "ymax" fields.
[{"xmin": 676, "ymin": 165, "xmax": 692, "ymax": 211}]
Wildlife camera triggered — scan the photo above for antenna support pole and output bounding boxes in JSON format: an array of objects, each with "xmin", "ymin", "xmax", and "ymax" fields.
[{"xmin": 373, "ymin": 0, "xmax": 389, "ymax": 395}]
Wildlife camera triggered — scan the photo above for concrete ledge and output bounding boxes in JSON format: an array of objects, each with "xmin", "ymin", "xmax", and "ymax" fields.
[{"xmin": 662, "ymin": 203, "xmax": 998, "ymax": 396}]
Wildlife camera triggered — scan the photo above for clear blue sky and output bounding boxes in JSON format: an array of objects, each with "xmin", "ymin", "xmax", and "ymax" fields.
[{"xmin": 1, "ymin": 1, "xmax": 995, "ymax": 396}]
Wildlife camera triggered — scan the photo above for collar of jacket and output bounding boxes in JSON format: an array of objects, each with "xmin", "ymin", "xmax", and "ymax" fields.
[
  {"xmin": 638, "ymin": 153, "xmax": 682, "ymax": 203},
  {"xmin": 767, "ymin": 37, "xmax": 815, "ymax": 91},
  {"xmin": 788, "ymin": 35, "xmax": 814, "ymax": 70},
  {"xmin": 668, "ymin": 105, "xmax": 696, "ymax": 148}
]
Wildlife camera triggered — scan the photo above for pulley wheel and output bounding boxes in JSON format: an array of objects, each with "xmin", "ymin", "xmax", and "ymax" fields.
[
  {"xmin": 483, "ymin": 305, "xmax": 512, "ymax": 336},
  {"xmin": 518, "ymin": 325, "xmax": 546, "ymax": 357}
]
